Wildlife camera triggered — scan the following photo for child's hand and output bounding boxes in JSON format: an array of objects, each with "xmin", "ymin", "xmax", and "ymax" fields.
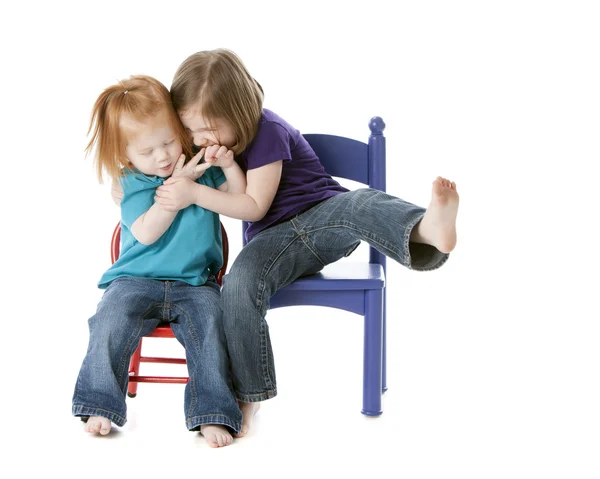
[
  {"xmin": 171, "ymin": 150, "xmax": 211, "ymax": 180},
  {"xmin": 204, "ymin": 145, "xmax": 235, "ymax": 169},
  {"xmin": 111, "ymin": 181, "xmax": 123, "ymax": 206},
  {"xmin": 155, "ymin": 176, "xmax": 198, "ymax": 212}
]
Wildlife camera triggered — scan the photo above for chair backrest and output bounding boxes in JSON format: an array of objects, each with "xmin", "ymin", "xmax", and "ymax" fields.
[
  {"xmin": 242, "ymin": 116, "xmax": 386, "ymax": 265},
  {"xmin": 111, "ymin": 222, "xmax": 230, "ymax": 286}
]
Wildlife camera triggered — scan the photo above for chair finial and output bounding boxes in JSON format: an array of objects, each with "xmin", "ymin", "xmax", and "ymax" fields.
[{"xmin": 369, "ymin": 117, "xmax": 385, "ymax": 134}]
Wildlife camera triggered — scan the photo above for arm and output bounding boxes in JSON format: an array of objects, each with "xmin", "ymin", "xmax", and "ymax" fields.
[
  {"xmin": 122, "ymin": 152, "xmax": 214, "ymax": 244},
  {"xmin": 130, "ymin": 202, "xmax": 178, "ymax": 245},
  {"xmin": 155, "ymin": 161, "xmax": 282, "ymax": 221},
  {"xmin": 111, "ymin": 180, "xmax": 124, "ymax": 206},
  {"xmin": 204, "ymin": 161, "xmax": 280, "ymax": 220},
  {"xmin": 217, "ymin": 161, "xmax": 246, "ymax": 194}
]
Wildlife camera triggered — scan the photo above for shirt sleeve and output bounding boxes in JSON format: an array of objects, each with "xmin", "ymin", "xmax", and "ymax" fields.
[
  {"xmin": 245, "ymin": 121, "xmax": 292, "ymax": 170},
  {"xmin": 119, "ymin": 174, "xmax": 158, "ymax": 228},
  {"xmin": 201, "ymin": 166, "xmax": 226, "ymax": 189}
]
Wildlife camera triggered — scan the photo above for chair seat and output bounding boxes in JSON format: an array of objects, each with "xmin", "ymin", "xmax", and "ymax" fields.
[{"xmin": 279, "ymin": 262, "xmax": 385, "ymax": 291}]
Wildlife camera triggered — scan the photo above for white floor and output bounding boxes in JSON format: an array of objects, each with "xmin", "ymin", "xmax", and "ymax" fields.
[{"xmin": 7, "ymin": 249, "xmax": 600, "ymax": 478}]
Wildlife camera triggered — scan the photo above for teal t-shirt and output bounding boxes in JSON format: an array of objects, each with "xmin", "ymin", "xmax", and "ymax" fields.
[{"xmin": 98, "ymin": 167, "xmax": 226, "ymax": 288}]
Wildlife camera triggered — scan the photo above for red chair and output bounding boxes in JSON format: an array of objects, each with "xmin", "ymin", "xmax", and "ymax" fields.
[{"xmin": 110, "ymin": 222, "xmax": 229, "ymax": 398}]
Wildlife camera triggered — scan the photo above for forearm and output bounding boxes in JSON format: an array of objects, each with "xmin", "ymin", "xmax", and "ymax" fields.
[
  {"xmin": 193, "ymin": 184, "xmax": 265, "ymax": 221},
  {"xmin": 221, "ymin": 162, "xmax": 247, "ymax": 194},
  {"xmin": 130, "ymin": 202, "xmax": 178, "ymax": 245}
]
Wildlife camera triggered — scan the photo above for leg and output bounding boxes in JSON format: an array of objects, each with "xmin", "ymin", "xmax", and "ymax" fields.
[
  {"xmin": 222, "ymin": 221, "xmax": 327, "ymax": 435},
  {"xmin": 382, "ymin": 288, "xmax": 387, "ymax": 393},
  {"xmin": 295, "ymin": 184, "xmax": 456, "ymax": 270},
  {"xmin": 72, "ymin": 278, "xmax": 162, "ymax": 432},
  {"xmin": 363, "ymin": 289, "xmax": 383, "ymax": 416},
  {"xmin": 168, "ymin": 280, "xmax": 241, "ymax": 446}
]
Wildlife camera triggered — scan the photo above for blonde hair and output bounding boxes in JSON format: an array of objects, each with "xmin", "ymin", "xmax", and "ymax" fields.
[
  {"xmin": 86, "ymin": 75, "xmax": 193, "ymax": 183},
  {"xmin": 171, "ymin": 48, "xmax": 264, "ymax": 154}
]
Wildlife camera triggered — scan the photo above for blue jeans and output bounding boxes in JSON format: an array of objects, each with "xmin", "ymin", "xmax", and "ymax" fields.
[
  {"xmin": 222, "ymin": 188, "xmax": 449, "ymax": 402},
  {"xmin": 72, "ymin": 277, "xmax": 242, "ymax": 433}
]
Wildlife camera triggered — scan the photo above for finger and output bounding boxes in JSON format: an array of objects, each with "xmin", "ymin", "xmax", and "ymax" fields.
[
  {"xmin": 205, "ymin": 145, "xmax": 219, "ymax": 161},
  {"xmin": 189, "ymin": 148, "xmax": 205, "ymax": 167},
  {"xmin": 195, "ymin": 162, "xmax": 213, "ymax": 173},
  {"xmin": 173, "ymin": 153, "xmax": 186, "ymax": 172},
  {"xmin": 217, "ymin": 145, "xmax": 228, "ymax": 158}
]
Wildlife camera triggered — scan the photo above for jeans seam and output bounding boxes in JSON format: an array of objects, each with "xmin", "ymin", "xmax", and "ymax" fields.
[
  {"xmin": 303, "ymin": 222, "xmax": 408, "ymax": 266},
  {"xmin": 253, "ymin": 232, "xmax": 306, "ymax": 393},
  {"xmin": 115, "ymin": 308, "xmax": 153, "ymax": 394},
  {"xmin": 402, "ymin": 215, "xmax": 424, "ymax": 268},
  {"xmin": 290, "ymin": 218, "xmax": 328, "ymax": 266},
  {"xmin": 255, "ymin": 233, "xmax": 304, "ymax": 310},
  {"xmin": 172, "ymin": 304, "xmax": 201, "ymax": 419}
]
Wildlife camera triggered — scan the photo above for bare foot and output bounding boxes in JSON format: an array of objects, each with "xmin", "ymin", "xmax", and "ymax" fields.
[
  {"xmin": 84, "ymin": 416, "xmax": 111, "ymax": 435},
  {"xmin": 235, "ymin": 402, "xmax": 260, "ymax": 438},
  {"xmin": 200, "ymin": 424, "xmax": 233, "ymax": 448},
  {"xmin": 411, "ymin": 177, "xmax": 459, "ymax": 253}
]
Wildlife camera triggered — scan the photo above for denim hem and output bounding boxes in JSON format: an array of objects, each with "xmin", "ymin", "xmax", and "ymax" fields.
[
  {"xmin": 186, "ymin": 414, "xmax": 242, "ymax": 434},
  {"xmin": 236, "ymin": 389, "xmax": 277, "ymax": 403},
  {"xmin": 402, "ymin": 213, "xmax": 423, "ymax": 268},
  {"xmin": 402, "ymin": 214, "xmax": 450, "ymax": 271},
  {"xmin": 72, "ymin": 404, "xmax": 126, "ymax": 427}
]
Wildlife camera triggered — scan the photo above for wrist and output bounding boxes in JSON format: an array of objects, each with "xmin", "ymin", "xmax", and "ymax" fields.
[{"xmin": 193, "ymin": 183, "xmax": 204, "ymax": 206}]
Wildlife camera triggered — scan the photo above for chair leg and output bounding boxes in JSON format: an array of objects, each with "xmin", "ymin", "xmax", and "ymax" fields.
[
  {"xmin": 362, "ymin": 289, "xmax": 383, "ymax": 416},
  {"xmin": 127, "ymin": 339, "xmax": 142, "ymax": 398},
  {"xmin": 382, "ymin": 288, "xmax": 387, "ymax": 393}
]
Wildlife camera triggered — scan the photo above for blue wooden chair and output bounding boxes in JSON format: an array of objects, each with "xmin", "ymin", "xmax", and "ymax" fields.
[{"xmin": 243, "ymin": 117, "xmax": 388, "ymax": 416}]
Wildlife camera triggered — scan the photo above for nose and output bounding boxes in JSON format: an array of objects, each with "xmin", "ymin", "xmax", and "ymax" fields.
[
  {"xmin": 193, "ymin": 133, "xmax": 208, "ymax": 147},
  {"xmin": 157, "ymin": 148, "xmax": 170, "ymax": 164}
]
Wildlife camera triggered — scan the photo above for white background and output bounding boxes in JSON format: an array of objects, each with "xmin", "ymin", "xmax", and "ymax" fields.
[{"xmin": 1, "ymin": 0, "xmax": 599, "ymax": 477}]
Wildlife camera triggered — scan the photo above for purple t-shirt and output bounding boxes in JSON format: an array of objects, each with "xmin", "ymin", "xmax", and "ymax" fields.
[{"xmin": 237, "ymin": 109, "xmax": 348, "ymax": 242}]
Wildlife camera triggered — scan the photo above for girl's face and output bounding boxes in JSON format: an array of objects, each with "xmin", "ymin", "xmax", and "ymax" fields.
[
  {"xmin": 179, "ymin": 110, "xmax": 236, "ymax": 150},
  {"xmin": 123, "ymin": 112, "xmax": 183, "ymax": 178}
]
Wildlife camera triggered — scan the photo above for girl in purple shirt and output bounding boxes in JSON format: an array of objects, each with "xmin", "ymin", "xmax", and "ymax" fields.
[{"xmin": 153, "ymin": 48, "xmax": 460, "ymax": 437}]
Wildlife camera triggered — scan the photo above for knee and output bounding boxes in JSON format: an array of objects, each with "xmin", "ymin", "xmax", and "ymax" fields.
[{"xmin": 222, "ymin": 269, "xmax": 254, "ymax": 303}]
